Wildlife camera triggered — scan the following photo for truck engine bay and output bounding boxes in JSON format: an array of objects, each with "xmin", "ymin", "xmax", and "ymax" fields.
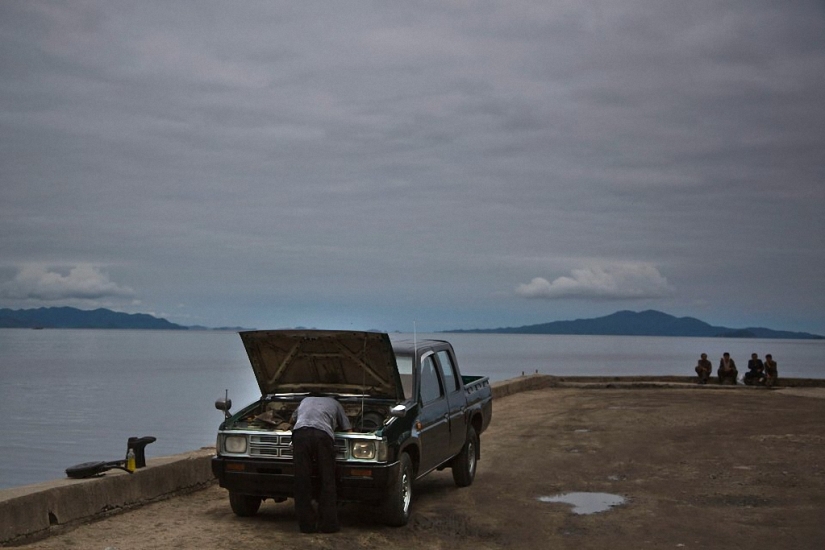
[{"xmin": 228, "ymin": 398, "xmax": 391, "ymax": 434}]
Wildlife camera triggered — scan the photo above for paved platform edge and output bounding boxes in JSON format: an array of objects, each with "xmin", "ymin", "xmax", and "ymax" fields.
[
  {"xmin": 3, "ymin": 375, "xmax": 824, "ymax": 545},
  {"xmin": 0, "ymin": 448, "xmax": 215, "ymax": 545}
]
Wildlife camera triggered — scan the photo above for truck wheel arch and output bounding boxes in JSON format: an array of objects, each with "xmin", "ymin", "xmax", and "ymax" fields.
[
  {"xmin": 470, "ymin": 414, "xmax": 483, "ymax": 457},
  {"xmin": 398, "ymin": 442, "xmax": 420, "ymax": 476}
]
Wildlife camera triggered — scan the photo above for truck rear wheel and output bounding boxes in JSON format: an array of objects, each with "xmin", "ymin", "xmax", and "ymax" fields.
[
  {"xmin": 452, "ymin": 426, "xmax": 478, "ymax": 487},
  {"xmin": 229, "ymin": 492, "xmax": 262, "ymax": 517},
  {"xmin": 383, "ymin": 452, "xmax": 413, "ymax": 526}
]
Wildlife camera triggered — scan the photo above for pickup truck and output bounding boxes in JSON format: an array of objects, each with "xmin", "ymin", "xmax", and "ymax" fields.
[{"xmin": 211, "ymin": 330, "xmax": 492, "ymax": 526}]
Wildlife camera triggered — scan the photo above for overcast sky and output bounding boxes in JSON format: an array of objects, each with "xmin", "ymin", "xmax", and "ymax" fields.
[{"xmin": 1, "ymin": 1, "xmax": 823, "ymax": 334}]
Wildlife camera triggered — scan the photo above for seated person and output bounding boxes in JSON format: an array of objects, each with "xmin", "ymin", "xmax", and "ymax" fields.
[
  {"xmin": 744, "ymin": 353, "xmax": 765, "ymax": 385},
  {"xmin": 764, "ymin": 354, "xmax": 778, "ymax": 387},
  {"xmin": 717, "ymin": 352, "xmax": 738, "ymax": 384},
  {"xmin": 694, "ymin": 353, "xmax": 712, "ymax": 384}
]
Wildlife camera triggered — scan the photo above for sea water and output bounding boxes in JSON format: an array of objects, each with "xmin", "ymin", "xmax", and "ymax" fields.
[{"xmin": 0, "ymin": 329, "xmax": 822, "ymax": 489}]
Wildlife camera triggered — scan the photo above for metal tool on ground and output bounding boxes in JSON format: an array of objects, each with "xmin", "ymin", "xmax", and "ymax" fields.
[{"xmin": 65, "ymin": 436, "xmax": 156, "ymax": 479}]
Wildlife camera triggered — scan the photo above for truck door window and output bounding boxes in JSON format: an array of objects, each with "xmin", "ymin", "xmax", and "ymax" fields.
[
  {"xmin": 436, "ymin": 350, "xmax": 460, "ymax": 393},
  {"xmin": 395, "ymin": 354, "xmax": 414, "ymax": 399},
  {"xmin": 420, "ymin": 355, "xmax": 444, "ymax": 405}
]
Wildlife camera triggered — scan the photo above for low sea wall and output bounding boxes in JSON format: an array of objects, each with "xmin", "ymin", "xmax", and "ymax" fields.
[
  {"xmin": 3, "ymin": 374, "xmax": 824, "ymax": 545},
  {"xmin": 494, "ymin": 374, "xmax": 825, "ymax": 392},
  {"xmin": 0, "ymin": 449, "xmax": 214, "ymax": 545}
]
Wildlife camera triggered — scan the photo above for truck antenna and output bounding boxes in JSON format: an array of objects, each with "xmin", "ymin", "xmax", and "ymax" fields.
[
  {"xmin": 360, "ymin": 335, "xmax": 367, "ymax": 430},
  {"xmin": 413, "ymin": 320, "xmax": 417, "ymax": 355}
]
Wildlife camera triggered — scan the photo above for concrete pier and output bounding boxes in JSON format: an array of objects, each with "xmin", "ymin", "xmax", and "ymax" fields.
[{"xmin": 2, "ymin": 375, "xmax": 823, "ymax": 545}]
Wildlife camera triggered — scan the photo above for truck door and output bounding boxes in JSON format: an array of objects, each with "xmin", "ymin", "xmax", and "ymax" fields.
[
  {"xmin": 417, "ymin": 352, "xmax": 452, "ymax": 473},
  {"xmin": 435, "ymin": 349, "xmax": 469, "ymax": 457}
]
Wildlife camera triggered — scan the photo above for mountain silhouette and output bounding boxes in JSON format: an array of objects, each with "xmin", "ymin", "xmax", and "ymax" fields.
[
  {"xmin": 447, "ymin": 310, "xmax": 822, "ymax": 339},
  {"xmin": 0, "ymin": 307, "xmax": 187, "ymax": 330}
]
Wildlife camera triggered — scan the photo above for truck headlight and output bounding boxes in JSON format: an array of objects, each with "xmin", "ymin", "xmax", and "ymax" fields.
[
  {"xmin": 224, "ymin": 435, "xmax": 247, "ymax": 454},
  {"xmin": 351, "ymin": 441, "xmax": 376, "ymax": 460}
]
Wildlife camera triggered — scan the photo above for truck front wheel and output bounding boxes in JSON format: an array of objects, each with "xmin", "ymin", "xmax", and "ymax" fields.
[
  {"xmin": 452, "ymin": 426, "xmax": 478, "ymax": 487},
  {"xmin": 229, "ymin": 492, "xmax": 262, "ymax": 517},
  {"xmin": 382, "ymin": 452, "xmax": 413, "ymax": 526}
]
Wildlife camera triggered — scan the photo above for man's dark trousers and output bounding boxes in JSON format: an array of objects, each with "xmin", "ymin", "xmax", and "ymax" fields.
[{"xmin": 292, "ymin": 427, "xmax": 338, "ymax": 533}]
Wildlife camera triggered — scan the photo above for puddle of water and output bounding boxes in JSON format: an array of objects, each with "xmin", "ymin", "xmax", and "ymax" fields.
[
  {"xmin": 573, "ymin": 429, "xmax": 590, "ymax": 433},
  {"xmin": 538, "ymin": 492, "xmax": 626, "ymax": 515}
]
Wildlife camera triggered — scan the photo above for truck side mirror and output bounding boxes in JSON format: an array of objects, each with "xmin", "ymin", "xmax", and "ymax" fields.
[
  {"xmin": 215, "ymin": 398, "xmax": 232, "ymax": 417},
  {"xmin": 390, "ymin": 404, "xmax": 407, "ymax": 418}
]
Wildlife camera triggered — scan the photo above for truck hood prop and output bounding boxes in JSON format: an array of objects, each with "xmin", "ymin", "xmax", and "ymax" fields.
[{"xmin": 239, "ymin": 330, "xmax": 403, "ymax": 400}]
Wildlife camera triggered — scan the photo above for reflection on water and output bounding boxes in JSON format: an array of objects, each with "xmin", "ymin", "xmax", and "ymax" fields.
[{"xmin": 538, "ymin": 492, "xmax": 626, "ymax": 514}]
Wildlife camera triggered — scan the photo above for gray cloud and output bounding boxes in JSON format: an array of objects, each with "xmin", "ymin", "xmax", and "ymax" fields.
[
  {"xmin": 0, "ymin": 265, "xmax": 135, "ymax": 301},
  {"xmin": 517, "ymin": 264, "xmax": 674, "ymax": 300},
  {"xmin": 0, "ymin": 1, "xmax": 823, "ymax": 333}
]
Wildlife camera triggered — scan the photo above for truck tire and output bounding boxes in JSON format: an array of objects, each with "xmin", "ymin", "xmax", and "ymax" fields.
[
  {"xmin": 229, "ymin": 492, "xmax": 262, "ymax": 517},
  {"xmin": 452, "ymin": 425, "xmax": 478, "ymax": 487},
  {"xmin": 383, "ymin": 452, "xmax": 413, "ymax": 526}
]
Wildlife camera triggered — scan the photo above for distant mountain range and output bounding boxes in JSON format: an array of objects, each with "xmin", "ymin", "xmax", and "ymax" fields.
[
  {"xmin": 446, "ymin": 310, "xmax": 823, "ymax": 340},
  {"xmin": 0, "ymin": 307, "xmax": 188, "ymax": 330},
  {"xmin": 2, "ymin": 307, "xmax": 821, "ymax": 339}
]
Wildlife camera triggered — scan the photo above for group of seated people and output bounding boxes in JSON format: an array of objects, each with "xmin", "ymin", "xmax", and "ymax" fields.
[{"xmin": 694, "ymin": 352, "xmax": 778, "ymax": 386}]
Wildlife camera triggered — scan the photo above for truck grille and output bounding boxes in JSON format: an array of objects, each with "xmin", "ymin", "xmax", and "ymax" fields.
[
  {"xmin": 249, "ymin": 434, "xmax": 293, "ymax": 458},
  {"xmin": 248, "ymin": 434, "xmax": 348, "ymax": 460},
  {"xmin": 334, "ymin": 439, "xmax": 347, "ymax": 459}
]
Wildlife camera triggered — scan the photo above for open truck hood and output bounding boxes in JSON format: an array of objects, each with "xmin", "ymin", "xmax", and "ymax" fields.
[{"xmin": 239, "ymin": 330, "xmax": 403, "ymax": 400}]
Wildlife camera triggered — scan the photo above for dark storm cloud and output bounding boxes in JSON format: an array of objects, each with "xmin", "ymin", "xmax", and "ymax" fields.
[{"xmin": 1, "ymin": 1, "xmax": 823, "ymax": 332}]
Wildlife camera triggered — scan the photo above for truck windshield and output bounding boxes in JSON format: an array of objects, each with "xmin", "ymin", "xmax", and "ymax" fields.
[{"xmin": 395, "ymin": 353, "xmax": 413, "ymax": 399}]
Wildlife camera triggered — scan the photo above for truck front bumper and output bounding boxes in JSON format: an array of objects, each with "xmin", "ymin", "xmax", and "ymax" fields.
[{"xmin": 211, "ymin": 456, "xmax": 400, "ymax": 503}]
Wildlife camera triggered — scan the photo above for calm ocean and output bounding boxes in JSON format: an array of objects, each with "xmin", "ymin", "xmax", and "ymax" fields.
[{"xmin": 1, "ymin": 329, "xmax": 822, "ymax": 490}]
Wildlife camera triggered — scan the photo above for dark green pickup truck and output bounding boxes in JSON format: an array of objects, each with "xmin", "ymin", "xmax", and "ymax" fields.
[{"xmin": 211, "ymin": 330, "xmax": 493, "ymax": 526}]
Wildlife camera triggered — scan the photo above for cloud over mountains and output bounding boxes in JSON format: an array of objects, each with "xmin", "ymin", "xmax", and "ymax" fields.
[
  {"xmin": 517, "ymin": 263, "xmax": 673, "ymax": 300},
  {"xmin": 0, "ymin": 265, "xmax": 135, "ymax": 302}
]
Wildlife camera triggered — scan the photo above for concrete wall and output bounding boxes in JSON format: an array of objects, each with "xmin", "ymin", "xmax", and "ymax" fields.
[
  {"xmin": 490, "ymin": 373, "xmax": 559, "ymax": 398},
  {"xmin": 0, "ymin": 448, "xmax": 214, "ymax": 545},
  {"xmin": 492, "ymin": 374, "xmax": 825, "ymax": 392}
]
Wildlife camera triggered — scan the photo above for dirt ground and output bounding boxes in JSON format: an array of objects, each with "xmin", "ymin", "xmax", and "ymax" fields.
[{"xmin": 14, "ymin": 386, "xmax": 825, "ymax": 550}]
